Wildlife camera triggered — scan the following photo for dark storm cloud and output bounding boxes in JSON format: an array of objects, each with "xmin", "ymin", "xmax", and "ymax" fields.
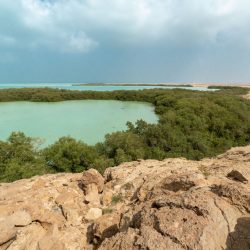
[{"xmin": 0, "ymin": 0, "xmax": 249, "ymax": 83}]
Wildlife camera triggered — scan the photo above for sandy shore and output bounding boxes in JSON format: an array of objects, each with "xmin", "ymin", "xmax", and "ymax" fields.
[{"xmin": 191, "ymin": 83, "xmax": 250, "ymax": 88}]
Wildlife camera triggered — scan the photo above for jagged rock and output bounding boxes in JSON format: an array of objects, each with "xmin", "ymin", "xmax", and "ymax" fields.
[
  {"xmin": 84, "ymin": 183, "xmax": 100, "ymax": 206},
  {"xmin": 210, "ymin": 181, "xmax": 250, "ymax": 212},
  {"xmin": 227, "ymin": 170, "xmax": 248, "ymax": 183},
  {"xmin": 7, "ymin": 223, "xmax": 46, "ymax": 250},
  {"xmin": 81, "ymin": 169, "xmax": 104, "ymax": 193},
  {"xmin": 98, "ymin": 228, "xmax": 139, "ymax": 250},
  {"xmin": 85, "ymin": 208, "xmax": 102, "ymax": 221},
  {"xmin": 227, "ymin": 217, "xmax": 250, "ymax": 250},
  {"xmin": 81, "ymin": 169, "xmax": 104, "ymax": 206},
  {"xmin": 101, "ymin": 189, "xmax": 113, "ymax": 206},
  {"xmin": 0, "ymin": 146, "xmax": 249, "ymax": 249},
  {"xmin": 92, "ymin": 213, "xmax": 120, "ymax": 245}
]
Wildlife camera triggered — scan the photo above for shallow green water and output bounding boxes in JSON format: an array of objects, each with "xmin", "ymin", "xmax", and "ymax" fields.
[{"xmin": 0, "ymin": 100, "xmax": 158, "ymax": 146}]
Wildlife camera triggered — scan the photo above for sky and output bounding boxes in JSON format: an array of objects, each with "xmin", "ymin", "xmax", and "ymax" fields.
[{"xmin": 0, "ymin": 0, "xmax": 250, "ymax": 83}]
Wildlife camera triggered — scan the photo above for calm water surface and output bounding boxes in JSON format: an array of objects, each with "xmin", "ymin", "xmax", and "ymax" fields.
[
  {"xmin": 0, "ymin": 83, "xmax": 216, "ymax": 91},
  {"xmin": 0, "ymin": 100, "xmax": 158, "ymax": 146}
]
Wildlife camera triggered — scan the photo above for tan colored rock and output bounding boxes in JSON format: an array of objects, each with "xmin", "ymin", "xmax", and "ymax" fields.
[
  {"xmin": 81, "ymin": 168, "xmax": 104, "ymax": 193},
  {"xmin": 99, "ymin": 228, "xmax": 139, "ymax": 250},
  {"xmin": 101, "ymin": 189, "xmax": 113, "ymax": 206},
  {"xmin": 7, "ymin": 223, "xmax": 46, "ymax": 250},
  {"xmin": 0, "ymin": 221, "xmax": 16, "ymax": 246},
  {"xmin": 81, "ymin": 169, "xmax": 104, "ymax": 206},
  {"xmin": 37, "ymin": 237, "xmax": 66, "ymax": 250},
  {"xmin": 84, "ymin": 183, "xmax": 100, "ymax": 206},
  {"xmin": 0, "ymin": 146, "xmax": 249, "ymax": 249},
  {"xmin": 227, "ymin": 170, "xmax": 248, "ymax": 183},
  {"xmin": 92, "ymin": 213, "xmax": 120, "ymax": 245},
  {"xmin": 99, "ymin": 146, "xmax": 250, "ymax": 249},
  {"xmin": 9, "ymin": 210, "xmax": 32, "ymax": 226},
  {"xmin": 85, "ymin": 208, "xmax": 102, "ymax": 221}
]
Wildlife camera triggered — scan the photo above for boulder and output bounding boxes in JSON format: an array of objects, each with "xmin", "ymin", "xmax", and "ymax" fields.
[
  {"xmin": 92, "ymin": 213, "xmax": 120, "ymax": 245},
  {"xmin": 85, "ymin": 208, "xmax": 102, "ymax": 221},
  {"xmin": 81, "ymin": 169, "xmax": 104, "ymax": 193},
  {"xmin": 227, "ymin": 170, "xmax": 248, "ymax": 183},
  {"xmin": 101, "ymin": 189, "xmax": 113, "ymax": 206},
  {"xmin": 84, "ymin": 183, "xmax": 100, "ymax": 206}
]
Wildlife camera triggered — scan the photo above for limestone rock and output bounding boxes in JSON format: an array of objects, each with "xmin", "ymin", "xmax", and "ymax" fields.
[
  {"xmin": 101, "ymin": 189, "xmax": 113, "ymax": 206},
  {"xmin": 0, "ymin": 145, "xmax": 249, "ymax": 249},
  {"xmin": 81, "ymin": 169, "xmax": 104, "ymax": 193},
  {"xmin": 80, "ymin": 169, "xmax": 104, "ymax": 206},
  {"xmin": 9, "ymin": 210, "xmax": 32, "ymax": 226},
  {"xmin": 85, "ymin": 208, "xmax": 102, "ymax": 221},
  {"xmin": 227, "ymin": 170, "xmax": 248, "ymax": 183},
  {"xmin": 92, "ymin": 213, "xmax": 120, "ymax": 245},
  {"xmin": 37, "ymin": 236, "xmax": 66, "ymax": 250},
  {"xmin": 84, "ymin": 183, "xmax": 100, "ymax": 206},
  {"xmin": 0, "ymin": 221, "xmax": 16, "ymax": 246}
]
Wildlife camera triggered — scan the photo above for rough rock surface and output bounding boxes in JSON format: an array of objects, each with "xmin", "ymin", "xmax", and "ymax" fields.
[{"xmin": 0, "ymin": 146, "xmax": 249, "ymax": 250}]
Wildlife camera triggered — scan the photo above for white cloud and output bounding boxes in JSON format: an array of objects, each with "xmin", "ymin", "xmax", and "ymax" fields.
[{"xmin": 0, "ymin": 0, "xmax": 250, "ymax": 53}]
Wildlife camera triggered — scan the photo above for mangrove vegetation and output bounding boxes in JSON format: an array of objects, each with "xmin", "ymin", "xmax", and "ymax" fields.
[{"xmin": 0, "ymin": 87, "xmax": 249, "ymax": 182}]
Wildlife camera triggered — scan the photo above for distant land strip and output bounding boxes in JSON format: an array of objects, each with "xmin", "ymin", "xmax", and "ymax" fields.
[
  {"xmin": 73, "ymin": 83, "xmax": 193, "ymax": 87},
  {"xmin": 72, "ymin": 83, "xmax": 250, "ymax": 88}
]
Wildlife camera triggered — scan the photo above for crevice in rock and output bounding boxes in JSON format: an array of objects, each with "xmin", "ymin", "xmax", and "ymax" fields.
[
  {"xmin": 213, "ymin": 198, "xmax": 232, "ymax": 248},
  {"xmin": 58, "ymin": 204, "xmax": 68, "ymax": 221},
  {"xmin": 32, "ymin": 220, "xmax": 52, "ymax": 230},
  {"xmin": 54, "ymin": 201, "xmax": 68, "ymax": 221},
  {"xmin": 162, "ymin": 180, "xmax": 195, "ymax": 192},
  {"xmin": 153, "ymin": 215, "xmax": 188, "ymax": 250},
  {"xmin": 152, "ymin": 199, "xmax": 208, "ymax": 217},
  {"xmin": 210, "ymin": 184, "xmax": 250, "ymax": 213},
  {"xmin": 130, "ymin": 177, "xmax": 147, "ymax": 202},
  {"xmin": 0, "ymin": 235, "xmax": 16, "ymax": 249}
]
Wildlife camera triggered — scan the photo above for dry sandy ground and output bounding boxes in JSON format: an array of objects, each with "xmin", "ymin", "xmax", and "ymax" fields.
[
  {"xmin": 191, "ymin": 83, "xmax": 250, "ymax": 88},
  {"xmin": 191, "ymin": 83, "xmax": 250, "ymax": 100}
]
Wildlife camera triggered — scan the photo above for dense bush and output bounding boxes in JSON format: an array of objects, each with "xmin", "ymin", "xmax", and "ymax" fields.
[
  {"xmin": 0, "ymin": 132, "xmax": 48, "ymax": 182},
  {"xmin": 42, "ymin": 137, "xmax": 99, "ymax": 172},
  {"xmin": 0, "ymin": 87, "xmax": 249, "ymax": 182},
  {"xmin": 98, "ymin": 132, "xmax": 148, "ymax": 165}
]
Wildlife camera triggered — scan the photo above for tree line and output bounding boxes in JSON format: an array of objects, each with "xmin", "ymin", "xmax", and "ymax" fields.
[{"xmin": 0, "ymin": 87, "xmax": 249, "ymax": 182}]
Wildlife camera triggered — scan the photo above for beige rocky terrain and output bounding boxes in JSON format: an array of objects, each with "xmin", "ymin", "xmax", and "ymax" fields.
[{"xmin": 0, "ymin": 145, "xmax": 249, "ymax": 250}]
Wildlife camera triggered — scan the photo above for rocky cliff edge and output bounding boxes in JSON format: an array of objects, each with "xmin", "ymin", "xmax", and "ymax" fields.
[{"xmin": 0, "ymin": 145, "xmax": 249, "ymax": 250}]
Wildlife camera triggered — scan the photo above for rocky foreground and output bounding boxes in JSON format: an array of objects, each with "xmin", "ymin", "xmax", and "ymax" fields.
[{"xmin": 0, "ymin": 146, "xmax": 249, "ymax": 250}]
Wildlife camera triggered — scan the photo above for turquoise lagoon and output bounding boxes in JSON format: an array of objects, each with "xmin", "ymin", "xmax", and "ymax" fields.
[
  {"xmin": 0, "ymin": 100, "xmax": 158, "ymax": 146},
  {"xmin": 0, "ymin": 83, "xmax": 216, "ymax": 91}
]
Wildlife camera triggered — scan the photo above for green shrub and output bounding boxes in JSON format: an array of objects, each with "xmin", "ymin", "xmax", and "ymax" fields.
[
  {"xmin": 111, "ymin": 195, "xmax": 123, "ymax": 204},
  {"xmin": 42, "ymin": 137, "xmax": 99, "ymax": 173},
  {"xmin": 0, "ymin": 87, "xmax": 249, "ymax": 182}
]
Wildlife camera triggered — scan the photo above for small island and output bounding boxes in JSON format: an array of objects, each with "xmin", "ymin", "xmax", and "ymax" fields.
[{"xmin": 72, "ymin": 83, "xmax": 193, "ymax": 87}]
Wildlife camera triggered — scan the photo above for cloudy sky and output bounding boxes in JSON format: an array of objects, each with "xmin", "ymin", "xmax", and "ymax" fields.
[{"xmin": 0, "ymin": 0, "xmax": 250, "ymax": 83}]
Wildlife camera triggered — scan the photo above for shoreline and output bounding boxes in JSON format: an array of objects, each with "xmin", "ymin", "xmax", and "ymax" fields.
[{"xmin": 73, "ymin": 82, "xmax": 250, "ymax": 88}]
